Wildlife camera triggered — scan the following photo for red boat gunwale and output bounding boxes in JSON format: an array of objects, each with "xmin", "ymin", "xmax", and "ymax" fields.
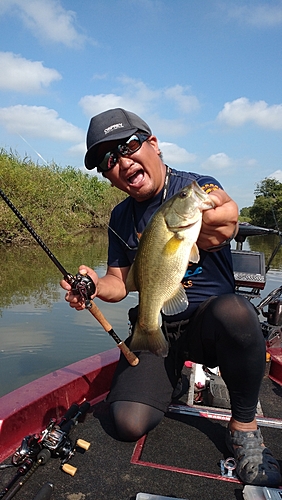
[{"xmin": 0, "ymin": 348, "xmax": 119, "ymax": 463}]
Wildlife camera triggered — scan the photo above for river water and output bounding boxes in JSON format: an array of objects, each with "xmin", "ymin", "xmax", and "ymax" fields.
[{"xmin": 1, "ymin": 230, "xmax": 282, "ymax": 398}]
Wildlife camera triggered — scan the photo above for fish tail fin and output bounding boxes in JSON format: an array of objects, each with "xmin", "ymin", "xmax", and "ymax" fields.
[{"xmin": 130, "ymin": 323, "xmax": 169, "ymax": 357}]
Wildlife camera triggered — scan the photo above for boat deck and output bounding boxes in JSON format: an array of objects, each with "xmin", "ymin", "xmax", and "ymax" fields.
[{"xmin": 1, "ymin": 363, "xmax": 282, "ymax": 500}]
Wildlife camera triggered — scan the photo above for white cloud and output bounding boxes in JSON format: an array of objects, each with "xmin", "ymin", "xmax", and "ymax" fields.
[
  {"xmin": 91, "ymin": 73, "xmax": 108, "ymax": 81},
  {"xmin": 201, "ymin": 153, "xmax": 232, "ymax": 171},
  {"xmin": 223, "ymin": 2, "xmax": 282, "ymax": 27},
  {"xmin": 117, "ymin": 77, "xmax": 160, "ymax": 107},
  {"xmin": 217, "ymin": 97, "xmax": 282, "ymax": 129},
  {"xmin": 0, "ymin": 52, "xmax": 61, "ymax": 92},
  {"xmin": 79, "ymin": 79, "xmax": 199, "ymax": 117},
  {"xmin": 269, "ymin": 170, "xmax": 282, "ymax": 182},
  {"xmin": 80, "ymin": 94, "xmax": 127, "ymax": 116},
  {"xmin": 0, "ymin": 0, "xmax": 88, "ymax": 47},
  {"xmin": 0, "ymin": 105, "xmax": 84, "ymax": 142},
  {"xmin": 164, "ymin": 85, "xmax": 200, "ymax": 113},
  {"xmin": 68, "ymin": 142, "xmax": 86, "ymax": 155},
  {"xmin": 159, "ymin": 141, "xmax": 196, "ymax": 164},
  {"xmin": 79, "ymin": 80, "xmax": 159, "ymax": 119},
  {"xmin": 200, "ymin": 153, "xmax": 259, "ymax": 176}
]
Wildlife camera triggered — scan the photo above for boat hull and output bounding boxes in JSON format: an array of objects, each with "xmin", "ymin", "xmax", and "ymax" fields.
[{"xmin": 0, "ymin": 348, "xmax": 119, "ymax": 462}]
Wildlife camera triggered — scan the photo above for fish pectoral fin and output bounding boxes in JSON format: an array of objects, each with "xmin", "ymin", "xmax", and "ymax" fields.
[
  {"xmin": 189, "ymin": 243, "xmax": 200, "ymax": 263},
  {"xmin": 130, "ymin": 323, "xmax": 169, "ymax": 357},
  {"xmin": 161, "ymin": 285, "xmax": 188, "ymax": 316},
  {"xmin": 126, "ymin": 264, "xmax": 137, "ymax": 292},
  {"xmin": 163, "ymin": 235, "xmax": 183, "ymax": 256}
]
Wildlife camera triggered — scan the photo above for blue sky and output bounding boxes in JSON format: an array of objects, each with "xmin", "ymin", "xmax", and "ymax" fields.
[{"xmin": 0, "ymin": 0, "xmax": 282, "ymax": 209}]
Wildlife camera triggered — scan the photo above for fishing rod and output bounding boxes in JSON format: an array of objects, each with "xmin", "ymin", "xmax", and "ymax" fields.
[
  {"xmin": 0, "ymin": 187, "xmax": 139, "ymax": 367},
  {"xmin": 1, "ymin": 449, "xmax": 51, "ymax": 500},
  {"xmin": 32, "ymin": 483, "xmax": 54, "ymax": 500}
]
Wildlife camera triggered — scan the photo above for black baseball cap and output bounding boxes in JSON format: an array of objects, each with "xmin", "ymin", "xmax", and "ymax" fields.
[{"xmin": 84, "ymin": 108, "xmax": 152, "ymax": 170}]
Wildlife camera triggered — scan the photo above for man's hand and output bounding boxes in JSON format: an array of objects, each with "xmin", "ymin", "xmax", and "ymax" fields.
[
  {"xmin": 198, "ymin": 188, "xmax": 239, "ymax": 250},
  {"xmin": 60, "ymin": 264, "xmax": 130, "ymax": 309},
  {"xmin": 60, "ymin": 265, "xmax": 98, "ymax": 310}
]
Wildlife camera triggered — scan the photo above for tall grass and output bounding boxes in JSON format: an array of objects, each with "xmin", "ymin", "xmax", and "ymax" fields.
[{"xmin": 0, "ymin": 149, "xmax": 126, "ymax": 245}]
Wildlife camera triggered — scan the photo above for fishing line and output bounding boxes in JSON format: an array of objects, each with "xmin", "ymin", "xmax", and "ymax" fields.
[
  {"xmin": 18, "ymin": 134, "xmax": 48, "ymax": 165},
  {"xmin": 0, "ymin": 186, "xmax": 139, "ymax": 366},
  {"xmin": 17, "ymin": 134, "xmax": 134, "ymax": 249}
]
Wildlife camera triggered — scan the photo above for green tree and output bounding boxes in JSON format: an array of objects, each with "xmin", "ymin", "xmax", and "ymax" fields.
[
  {"xmin": 239, "ymin": 206, "xmax": 251, "ymax": 222},
  {"xmin": 249, "ymin": 178, "xmax": 282, "ymax": 229}
]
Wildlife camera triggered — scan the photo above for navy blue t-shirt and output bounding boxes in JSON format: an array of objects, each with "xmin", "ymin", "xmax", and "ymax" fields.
[{"xmin": 107, "ymin": 168, "xmax": 235, "ymax": 320}]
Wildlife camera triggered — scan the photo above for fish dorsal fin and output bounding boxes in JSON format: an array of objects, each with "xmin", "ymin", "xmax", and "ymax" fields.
[
  {"xmin": 189, "ymin": 243, "xmax": 200, "ymax": 263},
  {"xmin": 163, "ymin": 234, "xmax": 183, "ymax": 256},
  {"xmin": 161, "ymin": 285, "xmax": 188, "ymax": 316},
  {"xmin": 126, "ymin": 264, "xmax": 137, "ymax": 292}
]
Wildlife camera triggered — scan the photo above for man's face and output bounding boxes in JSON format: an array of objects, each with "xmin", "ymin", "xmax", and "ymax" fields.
[{"xmin": 96, "ymin": 136, "xmax": 165, "ymax": 202}]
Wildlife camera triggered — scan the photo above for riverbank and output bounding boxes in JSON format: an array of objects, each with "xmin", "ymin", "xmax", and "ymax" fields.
[{"xmin": 0, "ymin": 149, "xmax": 126, "ymax": 245}]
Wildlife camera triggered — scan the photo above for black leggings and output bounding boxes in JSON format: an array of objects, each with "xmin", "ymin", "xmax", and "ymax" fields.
[{"xmin": 109, "ymin": 294, "xmax": 265, "ymax": 441}]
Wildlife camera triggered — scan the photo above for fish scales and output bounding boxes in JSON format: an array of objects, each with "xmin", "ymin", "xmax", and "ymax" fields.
[{"xmin": 126, "ymin": 181, "xmax": 214, "ymax": 357}]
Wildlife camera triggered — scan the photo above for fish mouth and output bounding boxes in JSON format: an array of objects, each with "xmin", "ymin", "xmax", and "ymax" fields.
[
  {"xmin": 126, "ymin": 168, "xmax": 145, "ymax": 186},
  {"xmin": 168, "ymin": 219, "xmax": 198, "ymax": 232}
]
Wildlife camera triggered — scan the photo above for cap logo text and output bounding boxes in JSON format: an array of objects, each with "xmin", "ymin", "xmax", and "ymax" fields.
[{"xmin": 104, "ymin": 123, "xmax": 124, "ymax": 135}]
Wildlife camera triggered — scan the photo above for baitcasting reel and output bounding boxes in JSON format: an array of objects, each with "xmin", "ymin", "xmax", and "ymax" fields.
[
  {"xmin": 66, "ymin": 272, "xmax": 96, "ymax": 309},
  {"xmin": 12, "ymin": 402, "xmax": 90, "ymax": 472},
  {"xmin": 40, "ymin": 419, "xmax": 74, "ymax": 464},
  {"xmin": 12, "ymin": 435, "xmax": 42, "ymax": 466}
]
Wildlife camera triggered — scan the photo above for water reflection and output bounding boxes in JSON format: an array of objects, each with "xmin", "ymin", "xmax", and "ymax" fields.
[
  {"xmin": 0, "ymin": 231, "xmax": 281, "ymax": 397},
  {"xmin": 237, "ymin": 234, "xmax": 282, "ymax": 271},
  {"xmin": 0, "ymin": 230, "xmax": 138, "ymax": 397}
]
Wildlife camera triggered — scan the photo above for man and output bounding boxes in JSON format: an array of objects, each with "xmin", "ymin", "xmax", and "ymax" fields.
[{"xmin": 61, "ymin": 108, "xmax": 281, "ymax": 487}]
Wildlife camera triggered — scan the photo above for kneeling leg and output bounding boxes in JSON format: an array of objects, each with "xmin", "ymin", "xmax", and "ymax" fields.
[{"xmin": 110, "ymin": 400, "xmax": 164, "ymax": 441}]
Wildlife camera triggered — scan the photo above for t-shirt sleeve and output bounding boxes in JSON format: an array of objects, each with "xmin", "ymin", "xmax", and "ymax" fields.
[{"xmin": 194, "ymin": 175, "xmax": 223, "ymax": 193}]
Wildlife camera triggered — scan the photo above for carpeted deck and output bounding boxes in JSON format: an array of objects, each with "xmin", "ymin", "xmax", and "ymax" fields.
[{"xmin": 1, "ymin": 366, "xmax": 281, "ymax": 500}]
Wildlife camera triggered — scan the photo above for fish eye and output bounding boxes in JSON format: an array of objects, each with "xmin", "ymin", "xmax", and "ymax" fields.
[{"xmin": 179, "ymin": 191, "xmax": 188, "ymax": 198}]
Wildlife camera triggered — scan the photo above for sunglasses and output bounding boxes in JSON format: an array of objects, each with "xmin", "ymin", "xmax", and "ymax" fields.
[{"xmin": 96, "ymin": 133, "xmax": 150, "ymax": 172}]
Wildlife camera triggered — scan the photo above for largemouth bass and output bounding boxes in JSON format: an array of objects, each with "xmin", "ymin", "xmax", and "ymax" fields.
[{"xmin": 126, "ymin": 181, "xmax": 215, "ymax": 357}]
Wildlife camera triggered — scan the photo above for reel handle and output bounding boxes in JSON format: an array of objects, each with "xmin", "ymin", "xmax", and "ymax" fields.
[{"xmin": 61, "ymin": 463, "xmax": 77, "ymax": 476}]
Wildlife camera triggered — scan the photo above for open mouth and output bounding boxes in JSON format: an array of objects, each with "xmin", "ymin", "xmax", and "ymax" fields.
[
  {"xmin": 168, "ymin": 220, "xmax": 197, "ymax": 232},
  {"xmin": 127, "ymin": 168, "xmax": 145, "ymax": 185}
]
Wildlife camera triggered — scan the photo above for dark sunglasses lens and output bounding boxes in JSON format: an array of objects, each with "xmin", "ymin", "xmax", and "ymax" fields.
[
  {"xmin": 98, "ymin": 152, "xmax": 117, "ymax": 172},
  {"xmin": 117, "ymin": 135, "xmax": 142, "ymax": 156},
  {"xmin": 125, "ymin": 136, "xmax": 141, "ymax": 152},
  {"xmin": 108, "ymin": 153, "xmax": 118, "ymax": 169}
]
